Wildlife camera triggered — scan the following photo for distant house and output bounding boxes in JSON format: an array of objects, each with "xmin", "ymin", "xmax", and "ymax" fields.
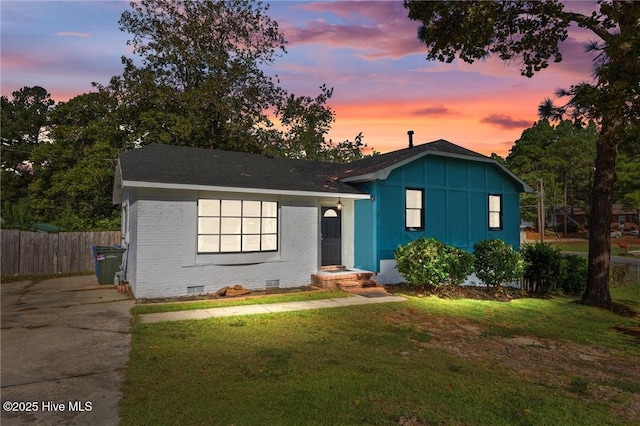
[
  {"xmin": 113, "ymin": 136, "xmax": 532, "ymax": 298},
  {"xmin": 552, "ymin": 204, "xmax": 639, "ymax": 231}
]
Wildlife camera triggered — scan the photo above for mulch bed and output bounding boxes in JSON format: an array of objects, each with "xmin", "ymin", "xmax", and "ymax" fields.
[{"xmin": 384, "ymin": 283, "xmax": 541, "ymax": 302}]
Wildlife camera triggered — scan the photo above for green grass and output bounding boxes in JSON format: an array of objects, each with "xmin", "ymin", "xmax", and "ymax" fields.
[
  {"xmin": 612, "ymin": 284, "xmax": 640, "ymax": 312},
  {"xmin": 547, "ymin": 240, "xmax": 640, "ymax": 255},
  {"xmin": 547, "ymin": 240, "xmax": 590, "ymax": 253},
  {"xmin": 122, "ymin": 290, "xmax": 640, "ymax": 425},
  {"xmin": 132, "ymin": 289, "xmax": 348, "ymax": 315}
]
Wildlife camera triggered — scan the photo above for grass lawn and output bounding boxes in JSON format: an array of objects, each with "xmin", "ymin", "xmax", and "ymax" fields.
[
  {"xmin": 121, "ymin": 285, "xmax": 640, "ymax": 425},
  {"xmin": 547, "ymin": 240, "xmax": 590, "ymax": 253},
  {"xmin": 546, "ymin": 239, "xmax": 640, "ymax": 255}
]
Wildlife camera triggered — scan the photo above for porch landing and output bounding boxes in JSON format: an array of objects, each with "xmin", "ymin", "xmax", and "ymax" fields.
[{"xmin": 311, "ymin": 266, "xmax": 381, "ymax": 292}]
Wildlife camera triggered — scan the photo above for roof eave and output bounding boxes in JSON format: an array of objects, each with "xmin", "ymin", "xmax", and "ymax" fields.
[{"xmin": 120, "ymin": 180, "xmax": 371, "ymax": 199}]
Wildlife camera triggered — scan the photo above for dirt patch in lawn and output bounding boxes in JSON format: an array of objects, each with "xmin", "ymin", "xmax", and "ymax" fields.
[{"xmin": 383, "ymin": 304, "xmax": 640, "ymax": 423}]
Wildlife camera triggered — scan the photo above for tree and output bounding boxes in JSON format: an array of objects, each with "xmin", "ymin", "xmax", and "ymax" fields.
[
  {"xmin": 273, "ymin": 85, "xmax": 374, "ymax": 162},
  {"xmin": 113, "ymin": 0, "xmax": 287, "ymax": 152},
  {"xmin": 405, "ymin": 0, "xmax": 640, "ymax": 308},
  {"xmin": 507, "ymin": 120, "xmax": 597, "ymax": 232},
  {"xmin": 28, "ymin": 90, "xmax": 129, "ymax": 230},
  {"xmin": 1, "ymin": 86, "xmax": 54, "ymax": 208},
  {"xmin": 111, "ymin": 0, "xmax": 370, "ymax": 161}
]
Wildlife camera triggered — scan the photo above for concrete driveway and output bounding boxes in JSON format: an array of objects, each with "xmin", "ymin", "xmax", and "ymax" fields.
[{"xmin": 1, "ymin": 275, "xmax": 134, "ymax": 425}]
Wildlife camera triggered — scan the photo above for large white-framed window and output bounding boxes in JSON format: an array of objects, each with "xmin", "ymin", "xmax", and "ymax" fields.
[
  {"xmin": 488, "ymin": 194, "xmax": 503, "ymax": 230},
  {"xmin": 198, "ymin": 199, "xmax": 278, "ymax": 253},
  {"xmin": 405, "ymin": 188, "xmax": 424, "ymax": 231}
]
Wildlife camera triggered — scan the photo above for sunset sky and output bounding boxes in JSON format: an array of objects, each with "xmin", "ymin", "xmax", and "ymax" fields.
[{"xmin": 1, "ymin": 1, "xmax": 598, "ymax": 157}]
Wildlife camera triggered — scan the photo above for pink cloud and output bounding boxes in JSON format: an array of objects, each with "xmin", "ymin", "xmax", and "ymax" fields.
[
  {"xmin": 480, "ymin": 114, "xmax": 532, "ymax": 130},
  {"xmin": 57, "ymin": 32, "xmax": 91, "ymax": 38},
  {"xmin": 0, "ymin": 52, "xmax": 43, "ymax": 70},
  {"xmin": 412, "ymin": 105, "xmax": 453, "ymax": 116},
  {"xmin": 284, "ymin": 1, "xmax": 423, "ymax": 60}
]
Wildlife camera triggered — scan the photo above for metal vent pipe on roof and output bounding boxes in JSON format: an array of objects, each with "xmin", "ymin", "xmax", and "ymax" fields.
[{"xmin": 407, "ymin": 130, "xmax": 414, "ymax": 148}]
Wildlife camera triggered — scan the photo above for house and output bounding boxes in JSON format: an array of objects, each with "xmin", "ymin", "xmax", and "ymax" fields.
[
  {"xmin": 552, "ymin": 204, "xmax": 639, "ymax": 232},
  {"xmin": 113, "ymin": 136, "xmax": 532, "ymax": 298}
]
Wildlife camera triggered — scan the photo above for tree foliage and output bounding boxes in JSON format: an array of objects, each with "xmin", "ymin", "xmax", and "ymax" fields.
[
  {"xmin": 110, "ymin": 0, "xmax": 370, "ymax": 161},
  {"xmin": 405, "ymin": 0, "xmax": 640, "ymax": 307},
  {"xmin": 113, "ymin": 0, "xmax": 287, "ymax": 153},
  {"xmin": 507, "ymin": 120, "xmax": 597, "ymax": 227},
  {"xmin": 2, "ymin": 1, "xmax": 372, "ymax": 231},
  {"xmin": 28, "ymin": 90, "xmax": 129, "ymax": 230},
  {"xmin": 1, "ymin": 86, "xmax": 54, "ymax": 208}
]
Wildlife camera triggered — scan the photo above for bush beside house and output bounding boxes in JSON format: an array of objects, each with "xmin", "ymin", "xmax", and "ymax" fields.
[
  {"xmin": 472, "ymin": 239, "xmax": 525, "ymax": 288},
  {"xmin": 394, "ymin": 238, "xmax": 474, "ymax": 287}
]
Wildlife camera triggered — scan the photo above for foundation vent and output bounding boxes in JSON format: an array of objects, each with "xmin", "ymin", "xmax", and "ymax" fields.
[
  {"xmin": 266, "ymin": 279, "xmax": 280, "ymax": 289},
  {"xmin": 187, "ymin": 285, "xmax": 204, "ymax": 294}
]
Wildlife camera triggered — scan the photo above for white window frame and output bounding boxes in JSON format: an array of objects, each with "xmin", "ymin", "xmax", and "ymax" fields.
[
  {"xmin": 197, "ymin": 199, "xmax": 278, "ymax": 254},
  {"xmin": 405, "ymin": 188, "xmax": 424, "ymax": 231},
  {"xmin": 488, "ymin": 194, "xmax": 503, "ymax": 230}
]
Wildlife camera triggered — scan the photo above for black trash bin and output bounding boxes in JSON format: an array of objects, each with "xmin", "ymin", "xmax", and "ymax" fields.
[{"xmin": 94, "ymin": 246, "xmax": 126, "ymax": 285}]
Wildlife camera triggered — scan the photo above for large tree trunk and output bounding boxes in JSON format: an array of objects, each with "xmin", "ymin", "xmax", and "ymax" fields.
[{"xmin": 582, "ymin": 126, "xmax": 618, "ymax": 306}]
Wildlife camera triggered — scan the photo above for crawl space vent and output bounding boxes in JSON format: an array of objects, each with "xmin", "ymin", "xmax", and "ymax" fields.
[
  {"xmin": 187, "ymin": 285, "xmax": 204, "ymax": 294},
  {"xmin": 266, "ymin": 279, "xmax": 280, "ymax": 289}
]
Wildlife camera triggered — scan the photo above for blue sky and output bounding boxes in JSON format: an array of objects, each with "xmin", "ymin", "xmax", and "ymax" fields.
[{"xmin": 1, "ymin": 1, "xmax": 598, "ymax": 156}]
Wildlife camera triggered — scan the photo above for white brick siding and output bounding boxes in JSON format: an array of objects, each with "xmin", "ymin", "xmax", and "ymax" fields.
[{"xmin": 125, "ymin": 189, "xmax": 320, "ymax": 299}]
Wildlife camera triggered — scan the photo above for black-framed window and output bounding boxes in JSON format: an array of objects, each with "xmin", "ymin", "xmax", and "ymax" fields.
[
  {"xmin": 488, "ymin": 194, "xmax": 503, "ymax": 230},
  {"xmin": 197, "ymin": 199, "xmax": 278, "ymax": 253},
  {"xmin": 405, "ymin": 188, "xmax": 424, "ymax": 231}
]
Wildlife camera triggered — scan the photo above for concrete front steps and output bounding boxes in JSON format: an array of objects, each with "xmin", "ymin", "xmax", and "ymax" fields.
[{"xmin": 311, "ymin": 266, "xmax": 382, "ymax": 292}]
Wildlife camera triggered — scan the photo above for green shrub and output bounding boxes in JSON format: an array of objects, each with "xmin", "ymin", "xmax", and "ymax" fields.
[
  {"xmin": 1, "ymin": 199, "xmax": 34, "ymax": 230},
  {"xmin": 472, "ymin": 239, "xmax": 525, "ymax": 287},
  {"xmin": 394, "ymin": 238, "xmax": 474, "ymax": 287},
  {"xmin": 560, "ymin": 254, "xmax": 587, "ymax": 295},
  {"xmin": 520, "ymin": 243, "xmax": 565, "ymax": 294}
]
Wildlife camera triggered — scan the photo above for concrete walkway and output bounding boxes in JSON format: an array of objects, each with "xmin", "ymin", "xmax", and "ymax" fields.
[{"xmin": 139, "ymin": 294, "xmax": 407, "ymax": 323}]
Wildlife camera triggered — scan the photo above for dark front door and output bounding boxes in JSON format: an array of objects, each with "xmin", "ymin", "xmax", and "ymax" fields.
[{"xmin": 321, "ymin": 207, "xmax": 342, "ymax": 266}]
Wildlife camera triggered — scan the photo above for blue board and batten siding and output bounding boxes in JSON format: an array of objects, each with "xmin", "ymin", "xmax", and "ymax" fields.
[{"xmin": 353, "ymin": 155, "xmax": 522, "ymax": 272}]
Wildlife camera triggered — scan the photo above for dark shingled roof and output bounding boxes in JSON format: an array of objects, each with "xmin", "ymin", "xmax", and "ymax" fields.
[
  {"xmin": 338, "ymin": 139, "xmax": 488, "ymax": 180},
  {"xmin": 118, "ymin": 143, "xmax": 363, "ymax": 195},
  {"xmin": 117, "ymin": 139, "xmax": 517, "ymax": 195}
]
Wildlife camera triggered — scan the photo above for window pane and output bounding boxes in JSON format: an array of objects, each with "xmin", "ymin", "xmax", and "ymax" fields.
[
  {"xmin": 199, "ymin": 199, "xmax": 220, "ymax": 216},
  {"xmin": 198, "ymin": 217, "xmax": 219, "ymax": 234},
  {"xmin": 323, "ymin": 209, "xmax": 338, "ymax": 218},
  {"xmin": 220, "ymin": 235, "xmax": 241, "ymax": 252},
  {"xmin": 221, "ymin": 200, "xmax": 242, "ymax": 216},
  {"xmin": 221, "ymin": 217, "xmax": 241, "ymax": 234},
  {"xmin": 262, "ymin": 218, "xmax": 277, "ymax": 234},
  {"xmin": 262, "ymin": 202, "xmax": 277, "ymax": 217},
  {"xmin": 262, "ymin": 234, "xmax": 277, "ymax": 251},
  {"xmin": 489, "ymin": 195, "xmax": 501, "ymax": 212},
  {"xmin": 243, "ymin": 201, "xmax": 261, "ymax": 217},
  {"xmin": 406, "ymin": 209, "xmax": 421, "ymax": 228},
  {"xmin": 406, "ymin": 189, "xmax": 422, "ymax": 209},
  {"xmin": 489, "ymin": 212, "xmax": 501, "ymax": 229},
  {"xmin": 198, "ymin": 235, "xmax": 219, "ymax": 253},
  {"xmin": 242, "ymin": 234, "xmax": 261, "ymax": 251},
  {"xmin": 242, "ymin": 217, "xmax": 260, "ymax": 234}
]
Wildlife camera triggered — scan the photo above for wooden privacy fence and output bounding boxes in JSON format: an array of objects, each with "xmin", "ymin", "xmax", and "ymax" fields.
[{"xmin": 1, "ymin": 230, "xmax": 121, "ymax": 276}]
